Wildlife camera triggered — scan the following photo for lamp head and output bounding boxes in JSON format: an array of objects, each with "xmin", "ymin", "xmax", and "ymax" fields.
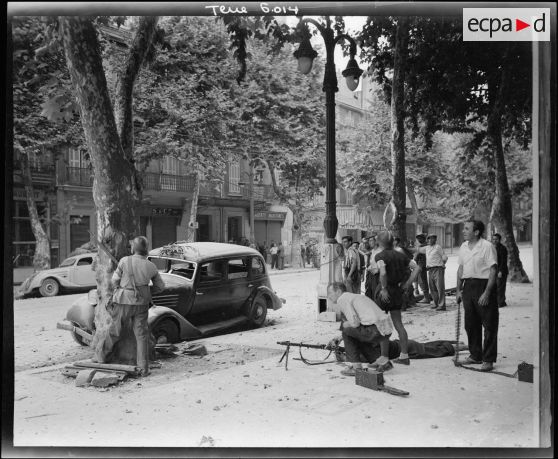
[
  {"xmin": 342, "ymin": 56, "xmax": 363, "ymax": 91},
  {"xmin": 294, "ymin": 38, "xmax": 318, "ymax": 75}
]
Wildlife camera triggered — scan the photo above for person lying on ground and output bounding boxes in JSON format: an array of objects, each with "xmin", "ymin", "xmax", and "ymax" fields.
[{"xmin": 327, "ymin": 335, "xmax": 468, "ymax": 371}]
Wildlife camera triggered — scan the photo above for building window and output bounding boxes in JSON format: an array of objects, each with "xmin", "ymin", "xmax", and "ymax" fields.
[{"xmin": 229, "ymin": 160, "xmax": 240, "ymax": 194}]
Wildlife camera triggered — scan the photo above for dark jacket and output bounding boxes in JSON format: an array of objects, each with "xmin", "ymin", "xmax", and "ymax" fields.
[{"xmin": 495, "ymin": 243, "xmax": 509, "ymax": 276}]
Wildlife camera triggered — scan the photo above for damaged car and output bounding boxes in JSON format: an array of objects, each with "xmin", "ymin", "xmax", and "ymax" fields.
[{"xmin": 60, "ymin": 242, "xmax": 284, "ymax": 345}]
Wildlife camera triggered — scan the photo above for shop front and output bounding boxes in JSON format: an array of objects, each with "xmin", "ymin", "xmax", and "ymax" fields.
[
  {"xmin": 138, "ymin": 205, "xmax": 182, "ymax": 249},
  {"xmin": 254, "ymin": 211, "xmax": 286, "ymax": 247}
]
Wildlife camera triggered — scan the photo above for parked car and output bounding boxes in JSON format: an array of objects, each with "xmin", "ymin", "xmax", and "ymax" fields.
[
  {"xmin": 61, "ymin": 242, "xmax": 285, "ymax": 345},
  {"xmin": 17, "ymin": 253, "xmax": 97, "ymax": 298}
]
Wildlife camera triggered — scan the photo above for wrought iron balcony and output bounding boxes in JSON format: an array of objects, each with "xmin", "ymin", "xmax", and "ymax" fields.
[
  {"xmin": 13, "ymin": 161, "xmax": 56, "ymax": 185},
  {"xmin": 61, "ymin": 166, "xmax": 94, "ymax": 187},
  {"xmin": 58, "ymin": 167, "xmax": 275, "ymax": 203},
  {"xmin": 142, "ymin": 172, "xmax": 196, "ymax": 193}
]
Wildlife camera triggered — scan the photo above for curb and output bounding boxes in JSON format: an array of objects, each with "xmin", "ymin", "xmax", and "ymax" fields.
[{"xmin": 268, "ymin": 267, "xmax": 320, "ymax": 277}]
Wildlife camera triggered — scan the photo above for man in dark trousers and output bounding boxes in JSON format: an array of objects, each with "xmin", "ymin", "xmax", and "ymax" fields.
[
  {"xmin": 491, "ymin": 233, "xmax": 509, "ymax": 307},
  {"xmin": 456, "ymin": 220, "xmax": 498, "ymax": 372},
  {"xmin": 416, "ymin": 234, "xmax": 448, "ymax": 310},
  {"xmin": 374, "ymin": 231, "xmax": 420, "ymax": 366},
  {"xmin": 110, "ymin": 236, "xmax": 165, "ymax": 376},
  {"xmin": 327, "ymin": 282, "xmax": 393, "ymax": 374}
]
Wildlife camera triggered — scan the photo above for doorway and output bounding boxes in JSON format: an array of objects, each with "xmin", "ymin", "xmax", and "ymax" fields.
[{"xmin": 227, "ymin": 216, "xmax": 242, "ymax": 243}]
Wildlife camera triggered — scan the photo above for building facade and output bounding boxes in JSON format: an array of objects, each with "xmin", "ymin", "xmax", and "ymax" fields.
[{"xmin": 12, "ymin": 148, "xmax": 292, "ymax": 272}]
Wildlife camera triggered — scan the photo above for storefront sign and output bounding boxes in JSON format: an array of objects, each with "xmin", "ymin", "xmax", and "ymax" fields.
[
  {"xmin": 13, "ymin": 188, "xmax": 45, "ymax": 201},
  {"xmin": 151, "ymin": 207, "xmax": 182, "ymax": 217},
  {"xmin": 254, "ymin": 211, "xmax": 286, "ymax": 221}
]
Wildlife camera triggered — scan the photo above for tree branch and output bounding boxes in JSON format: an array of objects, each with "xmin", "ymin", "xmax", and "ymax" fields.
[{"xmin": 114, "ymin": 16, "xmax": 159, "ymax": 160}]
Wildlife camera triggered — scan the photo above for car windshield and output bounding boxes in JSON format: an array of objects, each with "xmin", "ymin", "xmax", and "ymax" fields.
[
  {"xmin": 149, "ymin": 257, "xmax": 196, "ymax": 281},
  {"xmin": 59, "ymin": 257, "xmax": 76, "ymax": 267}
]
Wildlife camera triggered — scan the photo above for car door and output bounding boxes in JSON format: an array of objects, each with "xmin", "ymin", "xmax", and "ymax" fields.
[
  {"xmin": 190, "ymin": 258, "xmax": 228, "ymax": 321},
  {"xmin": 73, "ymin": 256, "xmax": 96, "ymax": 286},
  {"xmin": 226, "ymin": 257, "xmax": 252, "ymax": 312}
]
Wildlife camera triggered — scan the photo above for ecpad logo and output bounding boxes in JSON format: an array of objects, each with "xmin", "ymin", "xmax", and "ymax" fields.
[{"xmin": 463, "ymin": 8, "xmax": 550, "ymax": 41}]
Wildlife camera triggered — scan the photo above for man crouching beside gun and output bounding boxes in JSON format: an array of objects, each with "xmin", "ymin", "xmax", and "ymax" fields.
[
  {"xmin": 327, "ymin": 282, "xmax": 395, "ymax": 375},
  {"xmin": 327, "ymin": 283, "xmax": 467, "ymax": 375}
]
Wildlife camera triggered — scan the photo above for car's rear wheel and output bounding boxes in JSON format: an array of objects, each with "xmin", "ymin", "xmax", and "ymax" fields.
[
  {"xmin": 152, "ymin": 319, "xmax": 179, "ymax": 344},
  {"xmin": 70, "ymin": 322, "xmax": 90, "ymax": 347},
  {"xmin": 247, "ymin": 295, "xmax": 267, "ymax": 327},
  {"xmin": 39, "ymin": 278, "xmax": 60, "ymax": 297}
]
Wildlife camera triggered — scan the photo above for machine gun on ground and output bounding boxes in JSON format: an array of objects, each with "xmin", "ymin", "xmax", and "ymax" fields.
[
  {"xmin": 277, "ymin": 340, "xmax": 410, "ymax": 397},
  {"xmin": 277, "ymin": 341, "xmax": 344, "ymax": 370}
]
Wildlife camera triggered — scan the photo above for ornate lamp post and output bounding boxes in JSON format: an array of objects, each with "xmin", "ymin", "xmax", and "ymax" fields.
[{"xmin": 294, "ymin": 16, "xmax": 363, "ymax": 315}]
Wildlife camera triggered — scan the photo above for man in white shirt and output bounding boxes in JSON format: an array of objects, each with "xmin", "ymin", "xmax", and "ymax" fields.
[
  {"xmin": 327, "ymin": 282, "xmax": 393, "ymax": 375},
  {"xmin": 416, "ymin": 234, "xmax": 448, "ymax": 310},
  {"xmin": 456, "ymin": 220, "xmax": 498, "ymax": 372}
]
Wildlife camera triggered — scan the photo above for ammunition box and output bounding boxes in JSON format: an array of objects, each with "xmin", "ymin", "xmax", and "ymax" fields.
[
  {"xmin": 517, "ymin": 362, "xmax": 534, "ymax": 383},
  {"xmin": 355, "ymin": 368, "xmax": 384, "ymax": 389}
]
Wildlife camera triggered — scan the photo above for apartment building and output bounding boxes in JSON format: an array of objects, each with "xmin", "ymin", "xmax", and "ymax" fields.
[{"xmin": 12, "ymin": 148, "xmax": 292, "ymax": 272}]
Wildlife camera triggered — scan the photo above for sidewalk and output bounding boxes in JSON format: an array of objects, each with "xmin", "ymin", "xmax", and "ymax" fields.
[{"xmin": 13, "ymin": 281, "xmax": 538, "ymax": 448}]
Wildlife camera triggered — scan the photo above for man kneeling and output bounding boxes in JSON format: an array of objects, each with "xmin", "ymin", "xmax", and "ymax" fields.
[{"xmin": 327, "ymin": 282, "xmax": 394, "ymax": 375}]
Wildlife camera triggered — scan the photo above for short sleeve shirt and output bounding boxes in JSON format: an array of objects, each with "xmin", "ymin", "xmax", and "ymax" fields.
[
  {"xmin": 458, "ymin": 238, "xmax": 498, "ymax": 279},
  {"xmin": 375, "ymin": 249, "xmax": 410, "ymax": 286},
  {"xmin": 337, "ymin": 292, "xmax": 393, "ymax": 336},
  {"xmin": 425, "ymin": 244, "xmax": 446, "ymax": 267}
]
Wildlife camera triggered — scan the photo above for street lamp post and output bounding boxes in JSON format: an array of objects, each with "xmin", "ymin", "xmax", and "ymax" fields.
[{"xmin": 294, "ymin": 16, "xmax": 363, "ymax": 316}]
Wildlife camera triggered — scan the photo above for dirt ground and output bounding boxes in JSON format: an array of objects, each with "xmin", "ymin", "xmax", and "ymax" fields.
[{"xmin": 11, "ymin": 246, "xmax": 543, "ymax": 448}]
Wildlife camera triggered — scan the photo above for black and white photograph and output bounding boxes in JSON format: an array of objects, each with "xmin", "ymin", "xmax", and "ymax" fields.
[{"xmin": 3, "ymin": 1, "xmax": 555, "ymax": 456}]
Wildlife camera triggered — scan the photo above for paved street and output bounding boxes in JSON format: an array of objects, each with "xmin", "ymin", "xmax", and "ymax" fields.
[{"xmin": 12, "ymin": 245, "xmax": 539, "ymax": 447}]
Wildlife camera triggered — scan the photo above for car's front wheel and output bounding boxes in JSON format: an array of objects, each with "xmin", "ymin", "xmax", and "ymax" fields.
[
  {"xmin": 247, "ymin": 295, "xmax": 267, "ymax": 327},
  {"xmin": 152, "ymin": 319, "xmax": 179, "ymax": 344},
  {"xmin": 39, "ymin": 278, "xmax": 60, "ymax": 297},
  {"xmin": 70, "ymin": 322, "xmax": 90, "ymax": 347}
]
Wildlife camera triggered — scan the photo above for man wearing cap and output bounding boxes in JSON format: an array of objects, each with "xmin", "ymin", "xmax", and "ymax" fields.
[
  {"xmin": 374, "ymin": 231, "xmax": 421, "ymax": 365},
  {"xmin": 108, "ymin": 236, "xmax": 165, "ymax": 376},
  {"xmin": 414, "ymin": 234, "xmax": 432, "ymax": 304},
  {"xmin": 416, "ymin": 233, "xmax": 448, "ymax": 310},
  {"xmin": 456, "ymin": 220, "xmax": 498, "ymax": 372}
]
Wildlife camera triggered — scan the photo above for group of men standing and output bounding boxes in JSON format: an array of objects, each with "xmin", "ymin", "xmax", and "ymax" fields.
[{"xmin": 329, "ymin": 220, "xmax": 508, "ymax": 375}]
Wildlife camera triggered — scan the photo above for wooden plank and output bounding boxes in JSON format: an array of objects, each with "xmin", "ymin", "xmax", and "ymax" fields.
[
  {"xmin": 61, "ymin": 366, "xmax": 128, "ymax": 381},
  {"xmin": 57, "ymin": 322, "xmax": 93, "ymax": 341},
  {"xmin": 73, "ymin": 360, "xmax": 139, "ymax": 375}
]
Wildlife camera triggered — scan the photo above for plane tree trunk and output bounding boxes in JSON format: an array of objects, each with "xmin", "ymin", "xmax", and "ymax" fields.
[
  {"xmin": 60, "ymin": 16, "xmax": 158, "ymax": 364},
  {"xmin": 183, "ymin": 171, "xmax": 201, "ymax": 243},
  {"xmin": 20, "ymin": 153, "xmax": 50, "ymax": 271},
  {"xmin": 487, "ymin": 46, "xmax": 529, "ymax": 283}
]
